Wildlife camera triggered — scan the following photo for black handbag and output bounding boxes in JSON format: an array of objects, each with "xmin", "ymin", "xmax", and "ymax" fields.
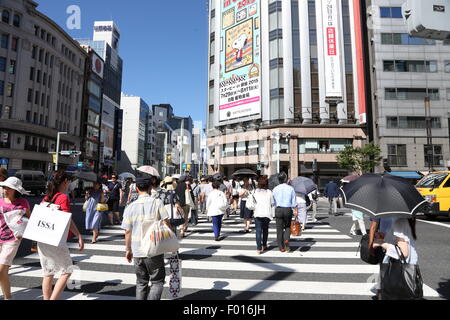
[
  {"xmin": 380, "ymin": 245, "xmax": 423, "ymax": 300},
  {"xmin": 359, "ymin": 234, "xmax": 385, "ymax": 265}
]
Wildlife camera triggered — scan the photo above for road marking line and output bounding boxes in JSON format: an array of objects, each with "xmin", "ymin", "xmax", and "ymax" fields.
[{"xmin": 8, "ymin": 266, "xmax": 440, "ymax": 297}]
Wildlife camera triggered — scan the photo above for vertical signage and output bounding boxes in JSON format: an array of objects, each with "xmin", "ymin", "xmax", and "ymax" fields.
[
  {"xmin": 321, "ymin": 0, "xmax": 344, "ymax": 99},
  {"xmin": 352, "ymin": 0, "xmax": 367, "ymax": 124},
  {"xmin": 219, "ymin": 0, "xmax": 261, "ymax": 123}
]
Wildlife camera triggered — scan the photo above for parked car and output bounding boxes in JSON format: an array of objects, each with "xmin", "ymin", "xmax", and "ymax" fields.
[{"xmin": 14, "ymin": 170, "xmax": 47, "ymax": 196}]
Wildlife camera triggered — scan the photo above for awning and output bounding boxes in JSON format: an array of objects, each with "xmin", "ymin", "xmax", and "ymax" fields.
[{"xmin": 389, "ymin": 171, "xmax": 423, "ymax": 179}]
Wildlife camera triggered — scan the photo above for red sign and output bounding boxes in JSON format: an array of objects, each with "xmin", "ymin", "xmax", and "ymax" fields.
[{"xmin": 327, "ymin": 27, "xmax": 337, "ymax": 56}]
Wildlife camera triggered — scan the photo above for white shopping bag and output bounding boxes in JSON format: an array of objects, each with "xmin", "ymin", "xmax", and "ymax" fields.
[
  {"xmin": 23, "ymin": 203, "xmax": 72, "ymax": 247},
  {"xmin": 167, "ymin": 253, "xmax": 182, "ymax": 299},
  {"xmin": 1, "ymin": 208, "xmax": 28, "ymax": 240}
]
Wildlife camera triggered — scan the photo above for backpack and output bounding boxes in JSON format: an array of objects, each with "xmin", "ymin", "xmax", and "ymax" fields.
[{"xmin": 359, "ymin": 234, "xmax": 385, "ymax": 265}]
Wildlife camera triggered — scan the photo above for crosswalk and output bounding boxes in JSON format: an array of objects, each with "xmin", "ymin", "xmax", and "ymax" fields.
[{"xmin": 6, "ymin": 212, "xmax": 441, "ymax": 300}]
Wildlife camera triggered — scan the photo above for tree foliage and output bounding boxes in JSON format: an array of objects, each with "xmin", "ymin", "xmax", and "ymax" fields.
[{"xmin": 336, "ymin": 143, "xmax": 382, "ymax": 175}]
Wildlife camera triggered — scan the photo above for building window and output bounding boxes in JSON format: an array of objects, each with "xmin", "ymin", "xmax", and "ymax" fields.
[
  {"xmin": 1, "ymin": 34, "xmax": 9, "ymax": 49},
  {"xmin": 2, "ymin": 10, "xmax": 10, "ymax": 24},
  {"xmin": 27, "ymin": 89, "xmax": 33, "ymax": 102},
  {"xmin": 383, "ymin": 60, "xmax": 437, "ymax": 73},
  {"xmin": 26, "ymin": 110, "xmax": 31, "ymax": 122},
  {"xmin": 13, "ymin": 14, "xmax": 20, "ymax": 27},
  {"xmin": 8, "ymin": 60, "xmax": 15, "ymax": 74},
  {"xmin": 32, "ymin": 46, "xmax": 37, "ymax": 59},
  {"xmin": 387, "ymin": 116, "xmax": 441, "ymax": 129},
  {"xmin": 11, "ymin": 37, "xmax": 18, "ymax": 51},
  {"xmin": 380, "ymin": 7, "xmax": 402, "ymax": 18},
  {"xmin": 35, "ymin": 91, "xmax": 39, "ymax": 105},
  {"xmin": 0, "ymin": 57, "xmax": 5, "ymax": 72},
  {"xmin": 29, "ymin": 67, "xmax": 35, "ymax": 81},
  {"xmin": 425, "ymin": 145, "xmax": 443, "ymax": 167},
  {"xmin": 39, "ymin": 49, "xmax": 43, "ymax": 62},
  {"xmin": 6, "ymin": 83, "xmax": 14, "ymax": 97},
  {"xmin": 388, "ymin": 145, "xmax": 407, "ymax": 167},
  {"xmin": 0, "ymin": 80, "xmax": 4, "ymax": 96},
  {"xmin": 381, "ymin": 33, "xmax": 435, "ymax": 45},
  {"xmin": 385, "ymin": 88, "xmax": 440, "ymax": 100},
  {"xmin": 299, "ymin": 139, "xmax": 353, "ymax": 154}
]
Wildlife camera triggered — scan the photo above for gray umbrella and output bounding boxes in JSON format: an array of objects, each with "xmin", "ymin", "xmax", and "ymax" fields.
[
  {"xmin": 290, "ymin": 177, "xmax": 317, "ymax": 195},
  {"xmin": 73, "ymin": 171, "xmax": 98, "ymax": 182},
  {"xmin": 232, "ymin": 169, "xmax": 257, "ymax": 178}
]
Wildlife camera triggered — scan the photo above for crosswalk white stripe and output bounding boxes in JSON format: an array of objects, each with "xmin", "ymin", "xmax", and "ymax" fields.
[
  {"xmin": 183, "ymin": 232, "xmax": 352, "ymax": 239},
  {"xmin": 80, "ymin": 233, "xmax": 352, "ymax": 242},
  {"xmin": 8, "ymin": 266, "xmax": 439, "ymax": 297},
  {"xmin": 61, "ymin": 246, "xmax": 363, "ymax": 259},
  {"xmin": 177, "ymin": 239, "xmax": 360, "ymax": 248},
  {"xmin": 17, "ymin": 254, "xmax": 379, "ymax": 273},
  {"xmin": 66, "ymin": 241, "xmax": 360, "ymax": 253},
  {"xmin": 7, "ymin": 287, "xmax": 136, "ymax": 300},
  {"xmin": 98, "ymin": 227, "xmax": 340, "ymax": 234}
]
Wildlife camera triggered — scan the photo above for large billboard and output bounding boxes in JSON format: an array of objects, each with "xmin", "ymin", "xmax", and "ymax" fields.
[
  {"xmin": 321, "ymin": 0, "xmax": 344, "ymax": 99},
  {"xmin": 219, "ymin": 0, "xmax": 261, "ymax": 124}
]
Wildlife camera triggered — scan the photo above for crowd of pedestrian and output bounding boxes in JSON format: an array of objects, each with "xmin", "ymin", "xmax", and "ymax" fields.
[{"xmin": 0, "ymin": 168, "xmax": 424, "ymax": 301}]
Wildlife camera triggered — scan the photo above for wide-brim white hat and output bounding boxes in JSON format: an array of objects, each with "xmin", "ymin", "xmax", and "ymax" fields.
[{"xmin": 0, "ymin": 177, "xmax": 30, "ymax": 195}]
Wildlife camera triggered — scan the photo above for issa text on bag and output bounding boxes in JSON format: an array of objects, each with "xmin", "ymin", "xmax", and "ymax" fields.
[{"xmin": 23, "ymin": 204, "xmax": 72, "ymax": 247}]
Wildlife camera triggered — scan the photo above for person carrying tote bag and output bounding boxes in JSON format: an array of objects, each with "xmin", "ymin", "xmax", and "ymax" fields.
[
  {"xmin": 37, "ymin": 171, "xmax": 84, "ymax": 301},
  {"xmin": 373, "ymin": 217, "xmax": 423, "ymax": 300}
]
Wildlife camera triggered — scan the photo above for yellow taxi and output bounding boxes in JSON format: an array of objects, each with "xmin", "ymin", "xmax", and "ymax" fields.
[{"xmin": 416, "ymin": 171, "xmax": 450, "ymax": 218}]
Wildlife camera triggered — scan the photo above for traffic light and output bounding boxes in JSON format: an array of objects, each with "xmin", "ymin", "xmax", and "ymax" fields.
[{"xmin": 383, "ymin": 159, "xmax": 392, "ymax": 173}]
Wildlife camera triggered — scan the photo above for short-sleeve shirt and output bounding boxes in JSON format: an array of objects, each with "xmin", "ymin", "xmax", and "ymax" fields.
[
  {"xmin": 108, "ymin": 182, "xmax": 122, "ymax": 200},
  {"xmin": 121, "ymin": 194, "xmax": 169, "ymax": 258},
  {"xmin": 0, "ymin": 198, "xmax": 30, "ymax": 243},
  {"xmin": 272, "ymin": 184, "xmax": 298, "ymax": 208}
]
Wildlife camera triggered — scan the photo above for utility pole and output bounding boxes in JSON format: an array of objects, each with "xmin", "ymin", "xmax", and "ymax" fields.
[
  {"xmin": 55, "ymin": 132, "xmax": 67, "ymax": 172},
  {"xmin": 425, "ymin": 96, "xmax": 434, "ymax": 172},
  {"xmin": 180, "ymin": 118, "xmax": 184, "ymax": 174}
]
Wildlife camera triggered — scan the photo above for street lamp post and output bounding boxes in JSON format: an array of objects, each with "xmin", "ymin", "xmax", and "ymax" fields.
[
  {"xmin": 272, "ymin": 132, "xmax": 291, "ymax": 175},
  {"xmin": 55, "ymin": 132, "xmax": 68, "ymax": 172}
]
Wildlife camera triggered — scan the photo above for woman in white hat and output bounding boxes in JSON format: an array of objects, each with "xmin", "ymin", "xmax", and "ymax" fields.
[{"xmin": 0, "ymin": 177, "xmax": 31, "ymax": 300}]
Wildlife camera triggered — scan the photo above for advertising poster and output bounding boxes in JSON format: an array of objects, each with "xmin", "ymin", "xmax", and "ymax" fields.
[
  {"xmin": 321, "ymin": 0, "xmax": 344, "ymax": 99},
  {"xmin": 219, "ymin": 0, "xmax": 261, "ymax": 123}
]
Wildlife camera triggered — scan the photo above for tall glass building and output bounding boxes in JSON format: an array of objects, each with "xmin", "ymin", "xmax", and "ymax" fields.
[{"xmin": 207, "ymin": 0, "xmax": 368, "ymax": 187}]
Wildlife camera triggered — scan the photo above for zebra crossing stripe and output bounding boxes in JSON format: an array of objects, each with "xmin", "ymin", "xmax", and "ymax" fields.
[
  {"xmin": 7, "ymin": 266, "xmax": 440, "ymax": 297},
  {"xmin": 8, "ymin": 287, "xmax": 136, "ymax": 301},
  {"xmin": 15, "ymin": 253, "xmax": 379, "ymax": 274}
]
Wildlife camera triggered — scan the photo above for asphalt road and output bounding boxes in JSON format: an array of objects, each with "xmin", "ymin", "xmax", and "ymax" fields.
[{"xmin": 8, "ymin": 196, "xmax": 450, "ymax": 300}]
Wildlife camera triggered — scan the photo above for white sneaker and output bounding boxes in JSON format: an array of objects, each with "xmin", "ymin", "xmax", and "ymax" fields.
[{"xmin": 350, "ymin": 231, "xmax": 357, "ymax": 236}]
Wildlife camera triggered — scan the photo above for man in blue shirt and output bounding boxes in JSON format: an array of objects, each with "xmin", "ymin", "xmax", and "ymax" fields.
[
  {"xmin": 272, "ymin": 172, "xmax": 298, "ymax": 252},
  {"xmin": 324, "ymin": 180, "xmax": 340, "ymax": 216}
]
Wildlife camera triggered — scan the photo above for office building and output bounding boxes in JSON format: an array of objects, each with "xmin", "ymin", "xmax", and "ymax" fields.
[
  {"xmin": 79, "ymin": 45, "xmax": 104, "ymax": 172},
  {"xmin": 119, "ymin": 94, "xmax": 149, "ymax": 172},
  {"xmin": 77, "ymin": 21, "xmax": 123, "ymax": 175},
  {"xmin": 0, "ymin": 0, "xmax": 87, "ymax": 173},
  {"xmin": 367, "ymin": 0, "xmax": 450, "ymax": 173},
  {"xmin": 207, "ymin": 0, "xmax": 369, "ymax": 186}
]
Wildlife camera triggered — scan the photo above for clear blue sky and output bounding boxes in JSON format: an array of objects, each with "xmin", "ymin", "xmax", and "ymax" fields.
[{"xmin": 37, "ymin": 0, "xmax": 209, "ymax": 125}]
